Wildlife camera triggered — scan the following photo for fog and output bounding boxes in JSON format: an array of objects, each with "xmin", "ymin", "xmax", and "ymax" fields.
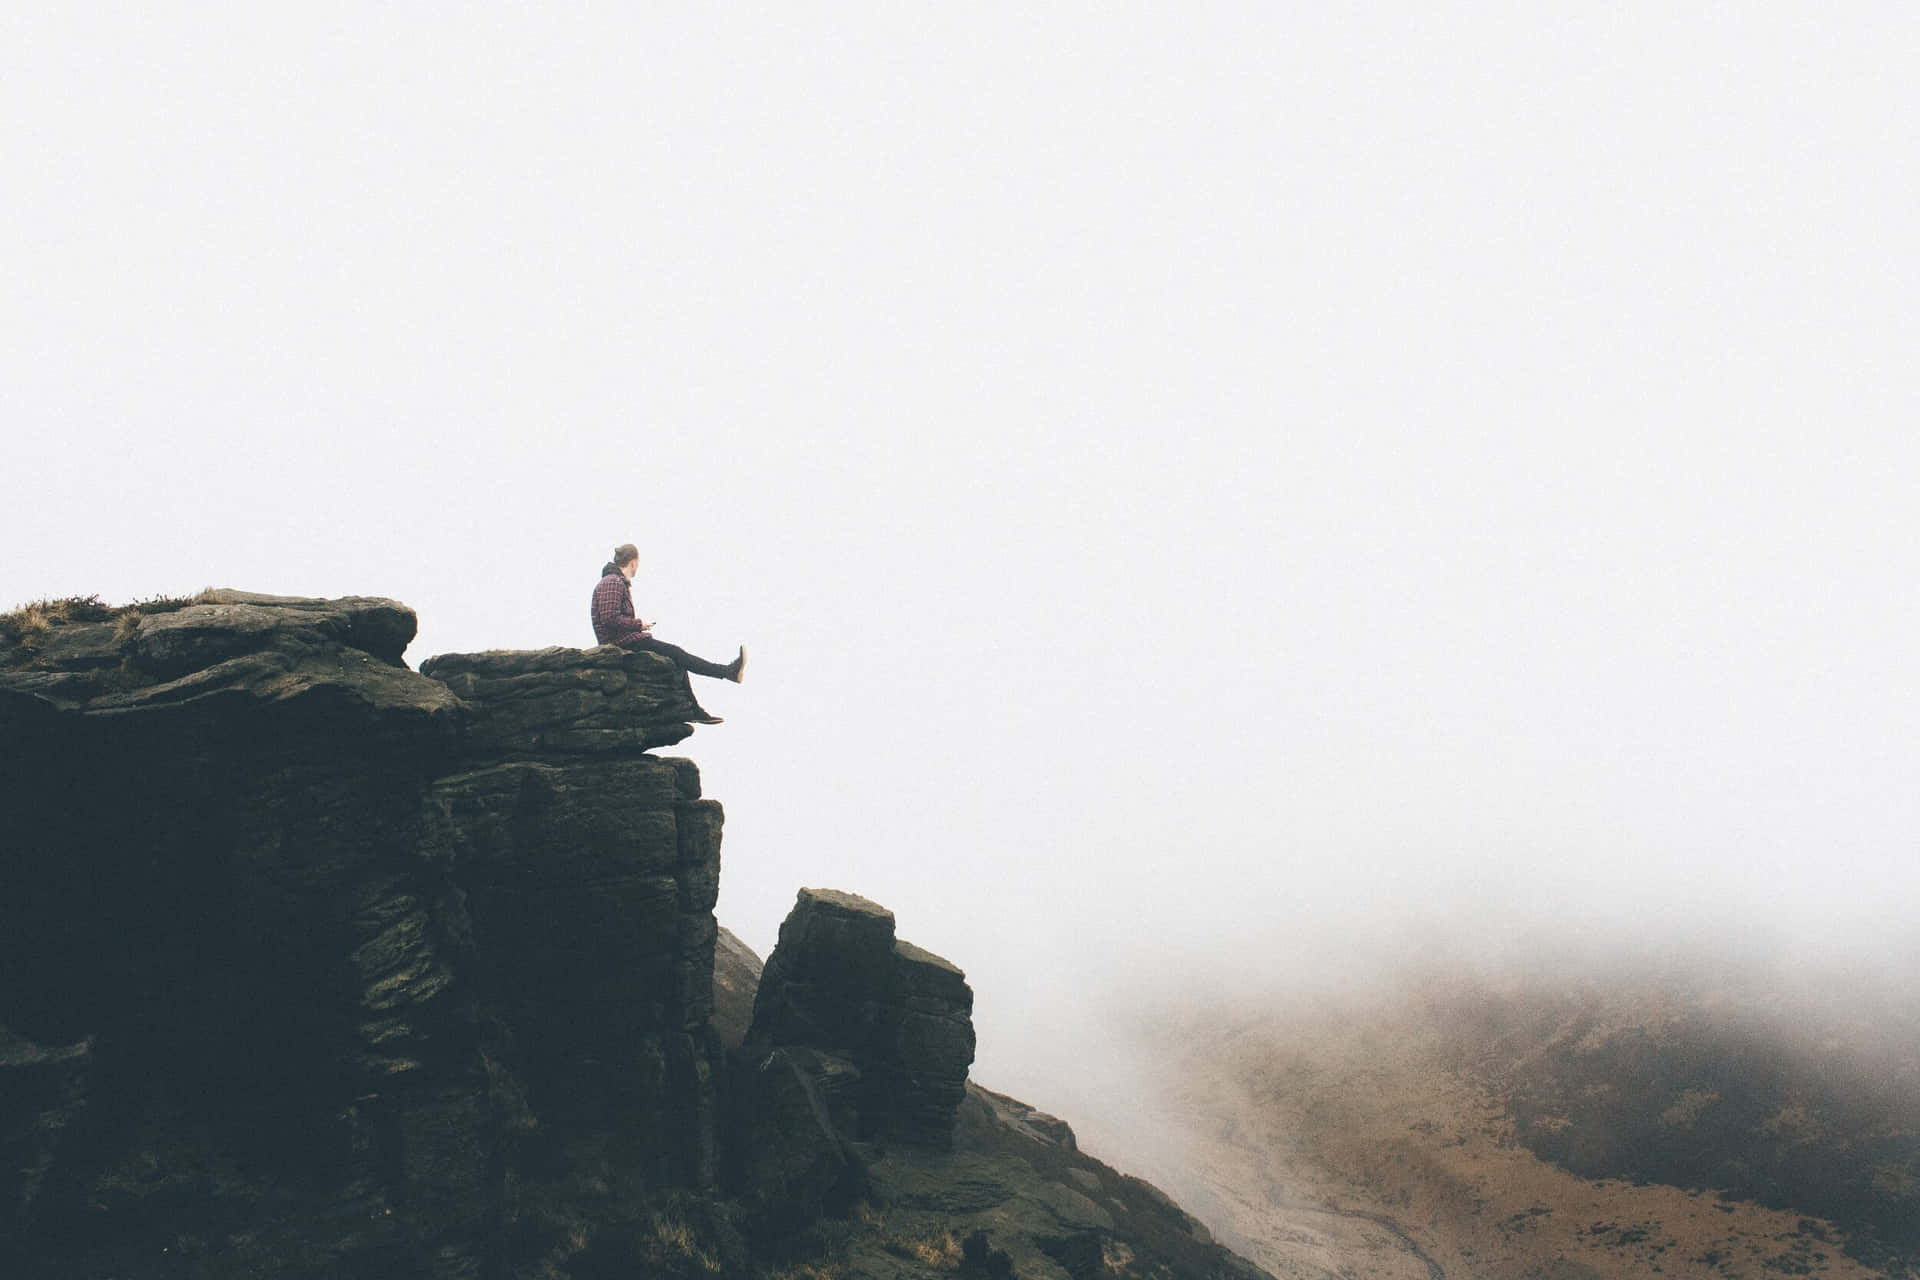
[{"xmin": 6, "ymin": 6, "xmax": 1917, "ymax": 1171}]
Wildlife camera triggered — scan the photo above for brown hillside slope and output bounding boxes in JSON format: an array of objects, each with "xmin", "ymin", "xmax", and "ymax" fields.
[{"xmin": 1135, "ymin": 970, "xmax": 1915, "ymax": 1280}]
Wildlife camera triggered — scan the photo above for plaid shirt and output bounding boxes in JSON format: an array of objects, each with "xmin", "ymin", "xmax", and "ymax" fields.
[{"xmin": 590, "ymin": 567, "xmax": 651, "ymax": 646}]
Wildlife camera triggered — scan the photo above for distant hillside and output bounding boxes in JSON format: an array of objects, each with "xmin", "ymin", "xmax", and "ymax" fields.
[
  {"xmin": 1425, "ymin": 963, "xmax": 1920, "ymax": 1275},
  {"xmin": 1132, "ymin": 959, "xmax": 1919, "ymax": 1280}
]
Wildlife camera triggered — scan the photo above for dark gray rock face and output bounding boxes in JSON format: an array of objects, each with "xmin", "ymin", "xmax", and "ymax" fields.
[
  {"xmin": 0, "ymin": 593, "xmax": 729, "ymax": 1278},
  {"xmin": 0, "ymin": 1030, "xmax": 91, "ymax": 1244},
  {"xmin": 726, "ymin": 889, "xmax": 973, "ymax": 1243},
  {"xmin": 717, "ymin": 925, "xmax": 1271, "ymax": 1280},
  {"xmin": 0, "ymin": 589, "xmax": 460, "ymax": 739},
  {"xmin": 731, "ymin": 1045, "xmax": 869, "ymax": 1236},
  {"xmin": 713, "ymin": 926, "xmax": 766, "ymax": 1052},
  {"xmin": 843, "ymin": 1083, "xmax": 1270, "ymax": 1280},
  {"xmin": 1, "ymin": 590, "xmax": 1274, "ymax": 1280},
  {"xmin": 415, "ymin": 755, "xmax": 725, "ymax": 1188},
  {"xmin": 133, "ymin": 591, "xmax": 419, "ymax": 674},
  {"xmin": 744, "ymin": 888, "xmax": 976, "ymax": 1151}
]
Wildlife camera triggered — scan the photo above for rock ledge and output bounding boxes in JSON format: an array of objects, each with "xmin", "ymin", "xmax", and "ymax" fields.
[{"xmin": 421, "ymin": 644, "xmax": 717, "ymax": 756}]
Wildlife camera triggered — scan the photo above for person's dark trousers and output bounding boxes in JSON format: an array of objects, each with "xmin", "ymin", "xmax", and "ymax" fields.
[{"xmin": 625, "ymin": 635, "xmax": 735, "ymax": 679}]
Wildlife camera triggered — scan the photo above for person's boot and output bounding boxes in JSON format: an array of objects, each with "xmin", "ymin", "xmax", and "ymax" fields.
[
  {"xmin": 729, "ymin": 645, "xmax": 746, "ymax": 683},
  {"xmin": 688, "ymin": 708, "xmax": 724, "ymax": 725}
]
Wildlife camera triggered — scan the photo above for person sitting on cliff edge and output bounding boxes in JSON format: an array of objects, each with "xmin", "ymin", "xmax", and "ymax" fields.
[{"xmin": 591, "ymin": 543, "xmax": 745, "ymax": 688}]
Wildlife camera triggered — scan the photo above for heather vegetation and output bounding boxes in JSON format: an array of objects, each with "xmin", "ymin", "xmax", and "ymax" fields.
[
  {"xmin": 1430, "ymin": 973, "xmax": 1920, "ymax": 1277},
  {"xmin": 0, "ymin": 590, "xmax": 215, "ymax": 653}
]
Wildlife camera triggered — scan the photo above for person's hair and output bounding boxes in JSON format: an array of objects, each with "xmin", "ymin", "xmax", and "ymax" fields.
[{"xmin": 612, "ymin": 543, "xmax": 639, "ymax": 568}]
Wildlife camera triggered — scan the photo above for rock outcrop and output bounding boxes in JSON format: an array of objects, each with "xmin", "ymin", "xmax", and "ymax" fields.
[
  {"xmin": 874, "ymin": 1083, "xmax": 1270, "ymax": 1280},
  {"xmin": 0, "ymin": 589, "xmax": 459, "ymax": 746},
  {"xmin": 1, "ymin": 589, "xmax": 1272, "ymax": 1280},
  {"xmin": 727, "ymin": 889, "xmax": 976, "ymax": 1238},
  {"xmin": 0, "ymin": 592, "xmax": 733, "ymax": 1278},
  {"xmin": 722, "ymin": 907, "xmax": 1267, "ymax": 1280},
  {"xmin": 420, "ymin": 644, "xmax": 717, "ymax": 755},
  {"xmin": 744, "ymin": 888, "xmax": 977, "ymax": 1150}
]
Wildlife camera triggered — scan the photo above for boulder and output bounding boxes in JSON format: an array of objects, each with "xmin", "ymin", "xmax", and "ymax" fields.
[{"xmin": 743, "ymin": 888, "xmax": 976, "ymax": 1151}]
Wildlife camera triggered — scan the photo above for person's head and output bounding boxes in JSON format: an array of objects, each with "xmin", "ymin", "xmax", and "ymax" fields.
[{"xmin": 613, "ymin": 543, "xmax": 639, "ymax": 579}]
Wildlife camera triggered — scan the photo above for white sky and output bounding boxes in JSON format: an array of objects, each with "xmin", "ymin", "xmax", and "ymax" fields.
[{"xmin": 6, "ymin": 6, "xmax": 1917, "ymax": 1119}]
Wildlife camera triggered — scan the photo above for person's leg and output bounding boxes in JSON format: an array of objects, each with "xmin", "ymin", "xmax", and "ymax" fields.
[{"xmin": 627, "ymin": 634, "xmax": 738, "ymax": 680}]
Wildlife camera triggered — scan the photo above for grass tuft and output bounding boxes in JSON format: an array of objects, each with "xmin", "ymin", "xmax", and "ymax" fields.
[
  {"xmin": 901, "ymin": 1228, "xmax": 963, "ymax": 1268},
  {"xmin": 127, "ymin": 587, "xmax": 218, "ymax": 615},
  {"xmin": 1, "ymin": 596, "xmax": 110, "ymax": 645},
  {"xmin": 643, "ymin": 1207, "xmax": 722, "ymax": 1275},
  {"xmin": 872, "ymin": 1205, "xmax": 962, "ymax": 1271},
  {"xmin": 2, "ymin": 588, "xmax": 218, "ymax": 648}
]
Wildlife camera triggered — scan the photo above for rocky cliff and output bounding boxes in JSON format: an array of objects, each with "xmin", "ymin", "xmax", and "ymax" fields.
[
  {"xmin": 719, "ymin": 897, "xmax": 1271, "ymax": 1280},
  {"xmin": 0, "ymin": 590, "xmax": 1269, "ymax": 1280}
]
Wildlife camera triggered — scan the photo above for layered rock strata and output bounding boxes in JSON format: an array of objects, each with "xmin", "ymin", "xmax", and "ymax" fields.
[
  {"xmin": 719, "ymin": 926, "xmax": 1273, "ymax": 1280},
  {"xmin": 419, "ymin": 644, "xmax": 717, "ymax": 755},
  {"xmin": 0, "ymin": 592, "xmax": 728, "ymax": 1277},
  {"xmin": 1, "ymin": 589, "xmax": 1274, "ymax": 1280},
  {"xmin": 728, "ymin": 888, "xmax": 976, "ymax": 1236},
  {"xmin": 745, "ymin": 888, "xmax": 976, "ymax": 1150}
]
